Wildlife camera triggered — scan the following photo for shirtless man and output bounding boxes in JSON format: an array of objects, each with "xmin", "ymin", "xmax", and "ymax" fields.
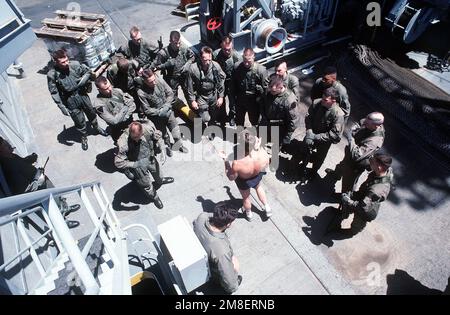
[{"xmin": 219, "ymin": 131, "xmax": 272, "ymax": 221}]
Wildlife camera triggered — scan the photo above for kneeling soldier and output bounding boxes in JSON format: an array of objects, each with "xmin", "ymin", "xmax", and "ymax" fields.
[{"xmin": 94, "ymin": 77, "xmax": 136, "ymax": 143}]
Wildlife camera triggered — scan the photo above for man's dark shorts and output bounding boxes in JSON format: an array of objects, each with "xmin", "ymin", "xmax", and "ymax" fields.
[{"xmin": 235, "ymin": 172, "xmax": 266, "ymax": 190}]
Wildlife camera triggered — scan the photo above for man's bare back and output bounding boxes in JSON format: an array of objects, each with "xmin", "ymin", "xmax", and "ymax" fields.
[
  {"xmin": 232, "ymin": 149, "xmax": 270, "ymax": 180},
  {"xmin": 219, "ymin": 136, "xmax": 270, "ymax": 182},
  {"xmin": 219, "ymin": 134, "xmax": 272, "ymax": 220}
]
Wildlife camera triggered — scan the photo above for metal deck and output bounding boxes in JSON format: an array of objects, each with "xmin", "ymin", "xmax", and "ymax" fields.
[{"xmin": 10, "ymin": 0, "xmax": 450, "ymax": 295}]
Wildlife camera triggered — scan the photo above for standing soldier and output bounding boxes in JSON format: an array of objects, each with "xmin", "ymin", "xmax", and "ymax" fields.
[
  {"xmin": 93, "ymin": 77, "xmax": 136, "ymax": 143},
  {"xmin": 297, "ymin": 87, "xmax": 345, "ymax": 181},
  {"xmin": 310, "ymin": 66, "xmax": 351, "ymax": 120},
  {"xmin": 118, "ymin": 26, "xmax": 160, "ymax": 69},
  {"xmin": 327, "ymin": 112, "xmax": 385, "ymax": 193},
  {"xmin": 186, "ymin": 46, "xmax": 226, "ymax": 126},
  {"xmin": 232, "ymin": 48, "xmax": 268, "ymax": 127},
  {"xmin": 328, "ymin": 153, "xmax": 394, "ymax": 235},
  {"xmin": 266, "ymin": 60, "xmax": 301, "ymax": 102},
  {"xmin": 193, "ymin": 202, "xmax": 242, "ymax": 293},
  {"xmin": 47, "ymin": 50, "xmax": 108, "ymax": 151},
  {"xmin": 107, "ymin": 58, "xmax": 144, "ymax": 117},
  {"xmin": 213, "ymin": 36, "xmax": 241, "ymax": 126},
  {"xmin": 114, "ymin": 121, "xmax": 174, "ymax": 209},
  {"xmin": 260, "ymin": 76, "xmax": 299, "ymax": 148},
  {"xmin": 138, "ymin": 69, "xmax": 189, "ymax": 156},
  {"xmin": 152, "ymin": 31, "xmax": 195, "ymax": 103}
]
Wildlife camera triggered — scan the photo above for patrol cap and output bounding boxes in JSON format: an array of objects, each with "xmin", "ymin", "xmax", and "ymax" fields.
[
  {"xmin": 372, "ymin": 153, "xmax": 392, "ymax": 168},
  {"xmin": 366, "ymin": 112, "xmax": 384, "ymax": 125}
]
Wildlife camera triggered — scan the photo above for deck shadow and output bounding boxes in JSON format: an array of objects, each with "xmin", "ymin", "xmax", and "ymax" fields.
[
  {"xmin": 196, "ymin": 186, "xmax": 267, "ymax": 221},
  {"xmin": 95, "ymin": 148, "xmax": 117, "ymax": 174},
  {"xmin": 112, "ymin": 181, "xmax": 151, "ymax": 211},
  {"xmin": 296, "ymin": 172, "xmax": 339, "ymax": 207},
  {"xmin": 57, "ymin": 125, "xmax": 81, "ymax": 146},
  {"xmin": 302, "ymin": 206, "xmax": 357, "ymax": 248},
  {"xmin": 386, "ymin": 269, "xmax": 449, "ymax": 295}
]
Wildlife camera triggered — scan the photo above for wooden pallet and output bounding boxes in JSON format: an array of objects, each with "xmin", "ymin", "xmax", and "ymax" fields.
[
  {"xmin": 34, "ymin": 10, "xmax": 107, "ymax": 42},
  {"xmin": 34, "ymin": 26, "xmax": 88, "ymax": 42},
  {"xmin": 54, "ymin": 10, "xmax": 106, "ymax": 22},
  {"xmin": 171, "ymin": 3, "xmax": 200, "ymax": 21}
]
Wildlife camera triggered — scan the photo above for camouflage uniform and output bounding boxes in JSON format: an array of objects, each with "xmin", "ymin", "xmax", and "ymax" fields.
[
  {"xmin": 118, "ymin": 40, "xmax": 159, "ymax": 69},
  {"xmin": 138, "ymin": 77, "xmax": 183, "ymax": 146},
  {"xmin": 301, "ymin": 99, "xmax": 345, "ymax": 174},
  {"xmin": 266, "ymin": 73, "xmax": 301, "ymax": 102},
  {"xmin": 310, "ymin": 79, "xmax": 351, "ymax": 118},
  {"xmin": 232, "ymin": 61, "xmax": 268, "ymax": 126},
  {"xmin": 340, "ymin": 168, "xmax": 394, "ymax": 233},
  {"xmin": 107, "ymin": 60, "xmax": 143, "ymax": 114},
  {"xmin": 335, "ymin": 119, "xmax": 385, "ymax": 192},
  {"xmin": 152, "ymin": 44, "xmax": 195, "ymax": 101},
  {"xmin": 114, "ymin": 121, "xmax": 165, "ymax": 200},
  {"xmin": 186, "ymin": 60, "xmax": 226, "ymax": 124},
  {"xmin": 93, "ymin": 88, "xmax": 136, "ymax": 142},
  {"xmin": 213, "ymin": 48, "xmax": 241, "ymax": 120},
  {"xmin": 261, "ymin": 89, "xmax": 299, "ymax": 145},
  {"xmin": 107, "ymin": 61, "xmax": 140, "ymax": 93},
  {"xmin": 47, "ymin": 61, "xmax": 100, "ymax": 137}
]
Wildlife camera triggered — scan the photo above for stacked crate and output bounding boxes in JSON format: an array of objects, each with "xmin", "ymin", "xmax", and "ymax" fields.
[{"xmin": 34, "ymin": 10, "xmax": 116, "ymax": 69}]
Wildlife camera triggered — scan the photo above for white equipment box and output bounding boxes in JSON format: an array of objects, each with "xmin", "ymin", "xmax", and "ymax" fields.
[{"xmin": 157, "ymin": 215, "xmax": 210, "ymax": 293}]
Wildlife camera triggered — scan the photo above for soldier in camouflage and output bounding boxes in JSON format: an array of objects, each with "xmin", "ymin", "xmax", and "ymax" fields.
[
  {"xmin": 232, "ymin": 48, "xmax": 268, "ymax": 126},
  {"xmin": 260, "ymin": 75, "xmax": 299, "ymax": 147},
  {"xmin": 138, "ymin": 69, "xmax": 188, "ymax": 156},
  {"xmin": 297, "ymin": 87, "xmax": 345, "ymax": 181},
  {"xmin": 107, "ymin": 58, "xmax": 144, "ymax": 117},
  {"xmin": 186, "ymin": 46, "xmax": 226, "ymax": 125},
  {"xmin": 114, "ymin": 121, "xmax": 174, "ymax": 209},
  {"xmin": 152, "ymin": 31, "xmax": 195, "ymax": 103},
  {"xmin": 266, "ymin": 60, "xmax": 301, "ymax": 102},
  {"xmin": 117, "ymin": 26, "xmax": 160, "ymax": 69},
  {"xmin": 327, "ymin": 112, "xmax": 385, "ymax": 193},
  {"xmin": 213, "ymin": 36, "xmax": 242, "ymax": 126},
  {"xmin": 93, "ymin": 77, "xmax": 136, "ymax": 143},
  {"xmin": 328, "ymin": 153, "xmax": 394, "ymax": 235},
  {"xmin": 310, "ymin": 66, "xmax": 351, "ymax": 120},
  {"xmin": 47, "ymin": 50, "xmax": 108, "ymax": 151}
]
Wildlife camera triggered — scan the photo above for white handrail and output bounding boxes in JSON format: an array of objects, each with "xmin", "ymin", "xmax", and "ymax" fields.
[
  {"xmin": 0, "ymin": 182, "xmax": 100, "ymax": 215},
  {"xmin": 0, "ymin": 181, "xmax": 130, "ymax": 295}
]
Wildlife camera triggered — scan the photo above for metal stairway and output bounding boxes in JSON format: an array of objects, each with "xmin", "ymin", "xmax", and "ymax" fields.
[{"xmin": 0, "ymin": 182, "xmax": 131, "ymax": 295}]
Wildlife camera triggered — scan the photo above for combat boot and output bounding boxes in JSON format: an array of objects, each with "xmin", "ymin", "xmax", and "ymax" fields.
[
  {"xmin": 96, "ymin": 126, "xmax": 109, "ymax": 137},
  {"xmin": 160, "ymin": 177, "xmax": 174, "ymax": 185},
  {"xmin": 81, "ymin": 136, "xmax": 88, "ymax": 151},
  {"xmin": 153, "ymin": 195, "xmax": 164, "ymax": 209},
  {"xmin": 179, "ymin": 144, "xmax": 189, "ymax": 153},
  {"xmin": 66, "ymin": 220, "xmax": 80, "ymax": 229},
  {"xmin": 60, "ymin": 197, "xmax": 81, "ymax": 216}
]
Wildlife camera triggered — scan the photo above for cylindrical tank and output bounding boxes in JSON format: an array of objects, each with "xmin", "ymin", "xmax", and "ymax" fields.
[{"xmin": 253, "ymin": 19, "xmax": 287, "ymax": 54}]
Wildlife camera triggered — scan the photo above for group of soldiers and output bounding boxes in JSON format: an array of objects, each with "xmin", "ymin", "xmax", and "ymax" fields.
[
  {"xmin": 46, "ymin": 25, "xmax": 394, "ymax": 228},
  {"xmin": 44, "ymin": 26, "xmax": 397, "ymax": 294}
]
